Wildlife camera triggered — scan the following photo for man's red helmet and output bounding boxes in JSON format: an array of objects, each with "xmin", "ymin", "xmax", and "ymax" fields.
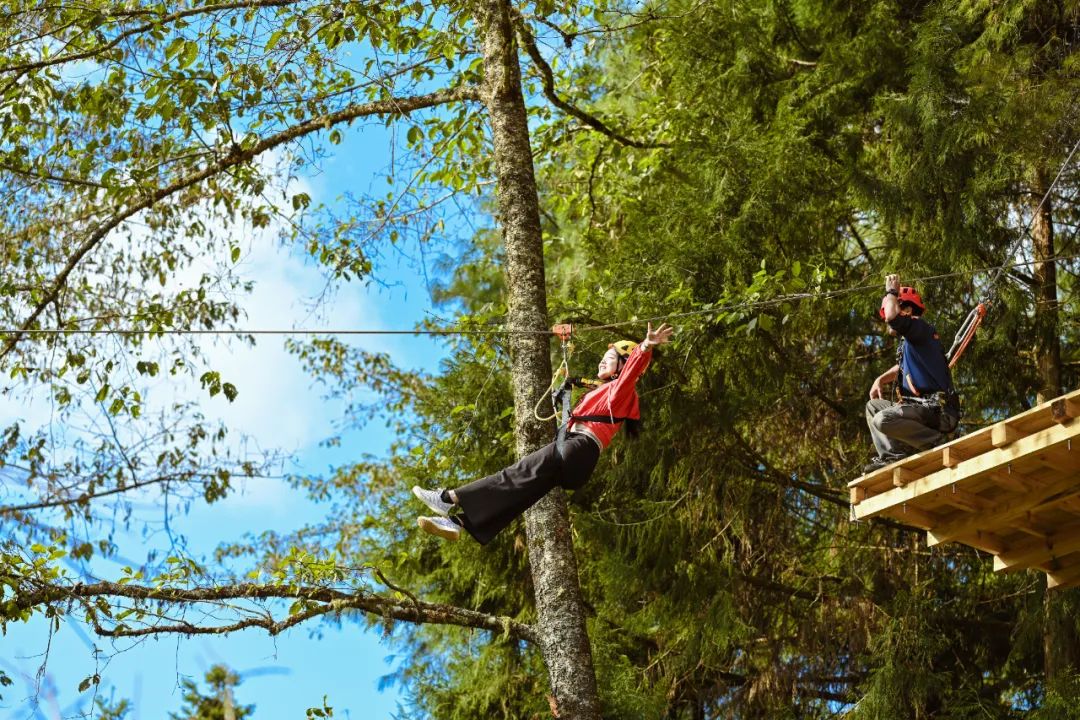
[{"xmin": 879, "ymin": 286, "xmax": 926, "ymax": 319}]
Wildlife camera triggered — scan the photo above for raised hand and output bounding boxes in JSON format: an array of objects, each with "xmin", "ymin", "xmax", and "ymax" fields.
[{"xmin": 645, "ymin": 322, "xmax": 675, "ymax": 348}]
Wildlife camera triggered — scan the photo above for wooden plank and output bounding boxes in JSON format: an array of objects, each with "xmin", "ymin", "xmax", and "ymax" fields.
[
  {"xmin": 849, "ymin": 388, "xmax": 1080, "ymax": 490},
  {"xmin": 850, "ymin": 486, "xmax": 867, "ymax": 504},
  {"xmin": 1052, "ymin": 397, "xmax": 1080, "ymax": 425},
  {"xmin": 994, "ymin": 522, "xmax": 1080, "ymax": 572},
  {"xmin": 1039, "ymin": 448, "xmax": 1077, "ymax": 475},
  {"xmin": 925, "ymin": 474, "xmax": 1080, "ymax": 547},
  {"xmin": 854, "ymin": 420, "xmax": 1080, "ymax": 521},
  {"xmin": 849, "ymin": 463, "xmax": 895, "ymax": 489},
  {"xmin": 893, "ymin": 466, "xmax": 921, "ymax": 488},
  {"xmin": 992, "ymin": 423, "xmax": 1022, "ymax": 448}
]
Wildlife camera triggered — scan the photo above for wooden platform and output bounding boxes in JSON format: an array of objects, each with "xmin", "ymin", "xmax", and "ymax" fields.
[{"xmin": 849, "ymin": 388, "xmax": 1080, "ymax": 589}]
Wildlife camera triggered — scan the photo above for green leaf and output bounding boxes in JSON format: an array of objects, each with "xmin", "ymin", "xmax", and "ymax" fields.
[
  {"xmin": 77, "ymin": 674, "xmax": 99, "ymax": 693},
  {"xmin": 265, "ymin": 29, "xmax": 285, "ymax": 52},
  {"xmin": 180, "ymin": 39, "xmax": 199, "ymax": 69}
]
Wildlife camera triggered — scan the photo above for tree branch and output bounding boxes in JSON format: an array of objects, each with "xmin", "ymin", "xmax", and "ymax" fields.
[
  {"xmin": 17, "ymin": 579, "xmax": 539, "ymax": 643},
  {"xmin": 512, "ymin": 13, "xmax": 669, "ymax": 150},
  {"xmin": 0, "ymin": 469, "xmax": 274, "ymax": 514},
  {"xmin": 0, "ymin": 0, "xmax": 304, "ymax": 77},
  {"xmin": 0, "ymin": 84, "xmax": 480, "ymax": 360}
]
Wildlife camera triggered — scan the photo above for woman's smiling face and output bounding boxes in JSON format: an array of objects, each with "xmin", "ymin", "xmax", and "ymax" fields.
[{"xmin": 597, "ymin": 347, "xmax": 620, "ymax": 380}]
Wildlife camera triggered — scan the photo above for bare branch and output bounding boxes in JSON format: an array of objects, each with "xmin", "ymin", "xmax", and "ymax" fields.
[
  {"xmin": 0, "ymin": 470, "xmax": 277, "ymax": 514},
  {"xmin": 512, "ymin": 13, "xmax": 669, "ymax": 150},
  {"xmin": 16, "ymin": 580, "xmax": 539, "ymax": 643},
  {"xmin": 0, "ymin": 0, "xmax": 304, "ymax": 77}
]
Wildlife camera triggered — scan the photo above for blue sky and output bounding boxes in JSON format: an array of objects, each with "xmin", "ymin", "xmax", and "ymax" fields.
[{"xmin": 3, "ymin": 109, "xmax": 468, "ymax": 719}]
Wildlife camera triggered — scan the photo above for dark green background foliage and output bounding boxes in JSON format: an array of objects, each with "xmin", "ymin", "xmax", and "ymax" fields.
[{"xmin": 280, "ymin": 1, "xmax": 1080, "ymax": 717}]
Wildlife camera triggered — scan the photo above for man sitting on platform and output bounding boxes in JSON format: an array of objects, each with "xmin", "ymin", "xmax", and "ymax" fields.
[{"xmin": 864, "ymin": 273, "xmax": 960, "ymax": 474}]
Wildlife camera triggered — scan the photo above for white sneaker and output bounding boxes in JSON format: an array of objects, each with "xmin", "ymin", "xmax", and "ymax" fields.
[
  {"xmin": 412, "ymin": 486, "xmax": 455, "ymax": 516},
  {"xmin": 417, "ymin": 516, "xmax": 461, "ymax": 541}
]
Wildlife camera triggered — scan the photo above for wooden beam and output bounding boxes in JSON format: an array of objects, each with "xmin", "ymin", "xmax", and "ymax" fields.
[
  {"xmin": 893, "ymin": 467, "xmax": 921, "ymax": 488},
  {"xmin": 925, "ymin": 474, "xmax": 1080, "ymax": 547},
  {"xmin": 941, "ymin": 487, "xmax": 990, "ymax": 511},
  {"xmin": 1010, "ymin": 518, "xmax": 1050, "ymax": 540},
  {"xmin": 1048, "ymin": 562, "xmax": 1080, "ymax": 590},
  {"xmin": 992, "ymin": 423, "xmax": 1022, "ymax": 448},
  {"xmin": 1052, "ymin": 397, "xmax": 1080, "ymax": 425},
  {"xmin": 994, "ymin": 522, "xmax": 1080, "ymax": 572},
  {"xmin": 853, "ymin": 421, "xmax": 1080, "ymax": 521},
  {"xmin": 942, "ymin": 446, "xmax": 968, "ymax": 468},
  {"xmin": 985, "ymin": 467, "xmax": 1033, "ymax": 494},
  {"xmin": 883, "ymin": 503, "xmax": 939, "ymax": 529},
  {"xmin": 949, "ymin": 529, "xmax": 1008, "ymax": 555},
  {"xmin": 850, "ymin": 486, "xmax": 867, "ymax": 504}
]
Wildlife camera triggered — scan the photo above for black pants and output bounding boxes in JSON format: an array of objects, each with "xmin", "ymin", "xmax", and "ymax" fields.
[{"xmin": 454, "ymin": 434, "xmax": 600, "ymax": 545}]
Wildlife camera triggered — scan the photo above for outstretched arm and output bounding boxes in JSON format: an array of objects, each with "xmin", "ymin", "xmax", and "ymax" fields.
[
  {"xmin": 881, "ymin": 274, "xmax": 901, "ymax": 322},
  {"xmin": 611, "ymin": 322, "xmax": 675, "ymax": 393}
]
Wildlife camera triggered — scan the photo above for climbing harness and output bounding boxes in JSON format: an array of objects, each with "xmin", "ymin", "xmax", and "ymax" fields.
[{"xmin": 541, "ymin": 323, "xmax": 633, "ymax": 454}]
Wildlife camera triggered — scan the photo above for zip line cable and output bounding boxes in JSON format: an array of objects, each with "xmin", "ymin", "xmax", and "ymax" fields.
[
  {"xmin": 3, "ymin": 124, "xmax": 1078, "ymax": 344},
  {"xmin": 2, "ymin": 252, "xmax": 1079, "ymax": 339},
  {"xmin": 983, "ymin": 133, "xmax": 1080, "ymax": 295}
]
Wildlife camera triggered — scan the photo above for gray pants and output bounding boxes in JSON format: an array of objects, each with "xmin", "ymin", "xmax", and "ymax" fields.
[{"xmin": 865, "ymin": 398, "xmax": 950, "ymax": 458}]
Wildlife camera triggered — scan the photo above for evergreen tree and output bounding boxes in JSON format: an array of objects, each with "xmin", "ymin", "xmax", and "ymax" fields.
[{"xmin": 169, "ymin": 665, "xmax": 253, "ymax": 720}]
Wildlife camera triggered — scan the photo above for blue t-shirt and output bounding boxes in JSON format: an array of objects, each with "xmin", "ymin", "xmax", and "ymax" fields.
[{"xmin": 888, "ymin": 315, "xmax": 954, "ymax": 397}]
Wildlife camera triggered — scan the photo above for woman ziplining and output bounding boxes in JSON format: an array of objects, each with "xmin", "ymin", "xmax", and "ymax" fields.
[{"xmin": 410, "ymin": 322, "xmax": 676, "ymax": 543}]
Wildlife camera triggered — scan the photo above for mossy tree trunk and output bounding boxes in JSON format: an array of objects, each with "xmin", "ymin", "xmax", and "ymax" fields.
[{"xmin": 476, "ymin": 0, "xmax": 603, "ymax": 716}]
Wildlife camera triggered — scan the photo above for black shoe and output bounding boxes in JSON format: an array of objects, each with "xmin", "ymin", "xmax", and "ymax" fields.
[{"xmin": 862, "ymin": 454, "xmax": 907, "ymax": 474}]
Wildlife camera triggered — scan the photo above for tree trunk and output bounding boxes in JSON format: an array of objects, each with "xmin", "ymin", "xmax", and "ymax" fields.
[
  {"xmin": 1029, "ymin": 165, "xmax": 1080, "ymax": 685},
  {"xmin": 1031, "ymin": 166, "xmax": 1062, "ymax": 404},
  {"xmin": 476, "ymin": 1, "xmax": 603, "ymax": 717}
]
